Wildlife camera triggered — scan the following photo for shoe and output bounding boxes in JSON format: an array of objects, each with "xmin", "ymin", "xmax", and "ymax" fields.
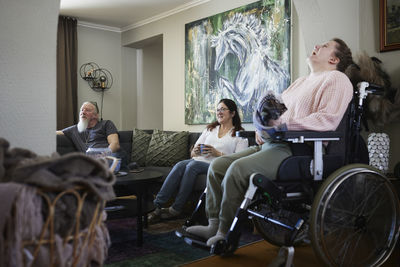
[
  {"xmin": 160, "ymin": 207, "xmax": 180, "ymax": 220},
  {"xmin": 147, "ymin": 208, "xmax": 161, "ymax": 223}
]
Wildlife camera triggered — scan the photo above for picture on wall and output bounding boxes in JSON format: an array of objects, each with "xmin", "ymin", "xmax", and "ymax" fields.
[
  {"xmin": 380, "ymin": 0, "xmax": 400, "ymax": 52},
  {"xmin": 185, "ymin": 0, "xmax": 291, "ymax": 124}
]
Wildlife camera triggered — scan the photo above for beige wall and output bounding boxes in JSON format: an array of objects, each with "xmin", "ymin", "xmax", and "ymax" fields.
[
  {"xmin": 121, "ymin": 0, "xmax": 364, "ymax": 132},
  {"xmin": 136, "ymin": 41, "xmax": 163, "ymax": 129},
  {"xmin": 77, "ymin": 26, "xmax": 123, "ymax": 127},
  {"xmin": 0, "ymin": 0, "xmax": 398, "ymax": 167},
  {"xmin": 122, "ymin": 0, "xmax": 264, "ymax": 133},
  {"xmin": 120, "ymin": 0, "xmax": 400, "ymax": 170},
  {"xmin": 121, "ymin": 46, "xmax": 138, "ymax": 130},
  {"xmin": 359, "ymin": 0, "xmax": 400, "ymax": 171},
  {"xmin": 0, "ymin": 0, "xmax": 60, "ymax": 155}
]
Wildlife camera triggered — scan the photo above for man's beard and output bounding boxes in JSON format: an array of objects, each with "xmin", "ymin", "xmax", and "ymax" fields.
[{"xmin": 77, "ymin": 117, "xmax": 89, "ymax": 133}]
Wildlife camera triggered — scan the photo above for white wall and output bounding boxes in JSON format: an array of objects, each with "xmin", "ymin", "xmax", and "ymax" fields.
[
  {"xmin": 121, "ymin": 0, "xmax": 363, "ymax": 132},
  {"xmin": 0, "ymin": 0, "xmax": 60, "ymax": 155},
  {"xmin": 359, "ymin": 0, "xmax": 400, "ymax": 171},
  {"xmin": 122, "ymin": 0, "xmax": 263, "ymax": 133},
  {"xmin": 136, "ymin": 41, "xmax": 163, "ymax": 129},
  {"xmin": 120, "ymin": 0, "xmax": 400, "ymax": 170},
  {"xmin": 293, "ymin": 0, "xmax": 360, "ymax": 77},
  {"xmin": 121, "ymin": 46, "xmax": 138, "ymax": 130},
  {"xmin": 77, "ymin": 26, "xmax": 123, "ymax": 128}
]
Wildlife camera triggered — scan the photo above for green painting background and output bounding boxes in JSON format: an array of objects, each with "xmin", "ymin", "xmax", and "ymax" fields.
[{"xmin": 185, "ymin": 0, "xmax": 291, "ymax": 124}]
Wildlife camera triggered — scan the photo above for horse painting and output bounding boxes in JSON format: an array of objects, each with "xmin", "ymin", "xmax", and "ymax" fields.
[
  {"xmin": 185, "ymin": 0, "xmax": 290, "ymax": 124},
  {"xmin": 210, "ymin": 13, "xmax": 290, "ymax": 114}
]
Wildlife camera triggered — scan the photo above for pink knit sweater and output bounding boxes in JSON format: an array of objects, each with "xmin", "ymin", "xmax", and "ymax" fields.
[{"xmin": 272, "ymin": 70, "xmax": 353, "ymax": 131}]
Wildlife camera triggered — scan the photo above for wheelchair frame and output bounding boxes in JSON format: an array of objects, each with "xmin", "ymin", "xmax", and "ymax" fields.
[{"xmin": 176, "ymin": 82, "xmax": 400, "ymax": 267}]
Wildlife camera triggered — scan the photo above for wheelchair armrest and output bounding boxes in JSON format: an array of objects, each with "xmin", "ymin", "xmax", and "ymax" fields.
[
  {"xmin": 272, "ymin": 130, "xmax": 342, "ymax": 181},
  {"xmin": 273, "ymin": 130, "xmax": 342, "ymax": 143}
]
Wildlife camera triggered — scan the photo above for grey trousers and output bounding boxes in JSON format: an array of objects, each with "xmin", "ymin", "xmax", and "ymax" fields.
[{"xmin": 206, "ymin": 141, "xmax": 292, "ymax": 233}]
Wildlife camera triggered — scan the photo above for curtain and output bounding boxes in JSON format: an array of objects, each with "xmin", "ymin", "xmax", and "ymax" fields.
[{"xmin": 57, "ymin": 16, "xmax": 78, "ymax": 130}]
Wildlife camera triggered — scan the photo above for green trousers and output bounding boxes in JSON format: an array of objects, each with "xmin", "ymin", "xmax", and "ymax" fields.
[{"xmin": 206, "ymin": 141, "xmax": 292, "ymax": 233}]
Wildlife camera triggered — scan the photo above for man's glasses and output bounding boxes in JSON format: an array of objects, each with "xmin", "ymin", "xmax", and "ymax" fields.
[{"xmin": 216, "ymin": 107, "xmax": 230, "ymax": 113}]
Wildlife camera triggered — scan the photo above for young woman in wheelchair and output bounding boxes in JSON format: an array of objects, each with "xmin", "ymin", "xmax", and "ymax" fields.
[{"xmin": 185, "ymin": 38, "xmax": 355, "ymax": 247}]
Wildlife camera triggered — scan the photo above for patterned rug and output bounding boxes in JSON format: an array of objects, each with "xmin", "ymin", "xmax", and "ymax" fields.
[{"xmin": 105, "ymin": 217, "xmax": 263, "ymax": 267}]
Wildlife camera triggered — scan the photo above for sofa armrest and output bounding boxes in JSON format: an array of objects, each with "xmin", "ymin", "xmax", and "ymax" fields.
[{"xmin": 56, "ymin": 135, "xmax": 78, "ymax": 155}]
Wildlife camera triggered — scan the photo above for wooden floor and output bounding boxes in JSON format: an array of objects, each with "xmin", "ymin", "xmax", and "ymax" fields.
[
  {"xmin": 184, "ymin": 179, "xmax": 400, "ymax": 266},
  {"xmin": 183, "ymin": 240, "xmax": 400, "ymax": 267}
]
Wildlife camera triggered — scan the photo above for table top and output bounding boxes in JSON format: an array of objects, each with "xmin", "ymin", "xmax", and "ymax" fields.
[{"xmin": 114, "ymin": 170, "xmax": 163, "ymax": 185}]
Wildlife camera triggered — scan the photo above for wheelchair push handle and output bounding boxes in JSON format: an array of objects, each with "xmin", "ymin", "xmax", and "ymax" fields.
[
  {"xmin": 366, "ymin": 83, "xmax": 384, "ymax": 95},
  {"xmin": 357, "ymin": 81, "xmax": 384, "ymax": 107},
  {"xmin": 357, "ymin": 81, "xmax": 384, "ymax": 97}
]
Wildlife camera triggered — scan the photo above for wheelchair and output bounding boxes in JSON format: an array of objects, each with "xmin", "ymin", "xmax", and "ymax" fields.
[{"xmin": 176, "ymin": 81, "xmax": 400, "ymax": 267}]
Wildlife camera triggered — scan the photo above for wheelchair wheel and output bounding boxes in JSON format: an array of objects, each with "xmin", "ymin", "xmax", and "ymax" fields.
[
  {"xmin": 310, "ymin": 164, "xmax": 400, "ymax": 267},
  {"xmin": 252, "ymin": 201, "xmax": 308, "ymax": 247}
]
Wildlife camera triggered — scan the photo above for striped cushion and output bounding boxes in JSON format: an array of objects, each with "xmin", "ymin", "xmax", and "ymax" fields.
[
  {"xmin": 145, "ymin": 129, "xmax": 189, "ymax": 167},
  {"xmin": 131, "ymin": 129, "xmax": 152, "ymax": 166}
]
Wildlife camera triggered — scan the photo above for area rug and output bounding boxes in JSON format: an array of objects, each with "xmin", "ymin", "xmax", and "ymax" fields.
[{"xmin": 105, "ymin": 217, "xmax": 263, "ymax": 267}]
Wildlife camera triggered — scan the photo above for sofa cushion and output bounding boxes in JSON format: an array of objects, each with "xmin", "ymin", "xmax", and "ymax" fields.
[
  {"xmin": 131, "ymin": 129, "xmax": 152, "ymax": 167},
  {"xmin": 145, "ymin": 129, "xmax": 189, "ymax": 167},
  {"xmin": 118, "ymin": 131, "xmax": 133, "ymax": 160},
  {"xmin": 56, "ymin": 135, "xmax": 78, "ymax": 155}
]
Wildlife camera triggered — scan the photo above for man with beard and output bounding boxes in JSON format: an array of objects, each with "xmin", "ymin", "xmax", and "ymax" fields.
[{"xmin": 57, "ymin": 101, "xmax": 123, "ymax": 163}]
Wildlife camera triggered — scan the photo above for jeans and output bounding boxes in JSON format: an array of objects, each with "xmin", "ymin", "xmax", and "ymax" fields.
[
  {"xmin": 112, "ymin": 149, "xmax": 129, "ymax": 170},
  {"xmin": 154, "ymin": 159, "xmax": 209, "ymax": 212}
]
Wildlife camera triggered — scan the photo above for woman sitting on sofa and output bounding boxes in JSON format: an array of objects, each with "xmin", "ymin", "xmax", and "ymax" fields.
[{"xmin": 148, "ymin": 99, "xmax": 248, "ymax": 222}]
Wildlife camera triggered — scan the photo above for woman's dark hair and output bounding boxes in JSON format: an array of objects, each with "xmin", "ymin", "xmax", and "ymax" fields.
[
  {"xmin": 331, "ymin": 38, "xmax": 354, "ymax": 72},
  {"xmin": 207, "ymin": 99, "xmax": 244, "ymax": 137}
]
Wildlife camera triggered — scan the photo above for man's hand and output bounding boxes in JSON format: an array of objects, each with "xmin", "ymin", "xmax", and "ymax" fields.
[
  {"xmin": 56, "ymin": 130, "xmax": 64, "ymax": 135},
  {"xmin": 107, "ymin": 133, "xmax": 120, "ymax": 152}
]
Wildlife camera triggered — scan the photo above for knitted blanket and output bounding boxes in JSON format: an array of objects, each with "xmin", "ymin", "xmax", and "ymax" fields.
[{"xmin": 0, "ymin": 138, "xmax": 115, "ymax": 267}]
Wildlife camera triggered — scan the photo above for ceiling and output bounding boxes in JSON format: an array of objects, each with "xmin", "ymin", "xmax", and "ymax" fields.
[{"xmin": 59, "ymin": 0, "xmax": 209, "ymax": 30}]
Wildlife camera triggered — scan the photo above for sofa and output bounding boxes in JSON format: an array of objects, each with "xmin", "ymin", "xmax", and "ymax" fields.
[{"xmin": 57, "ymin": 129, "xmax": 256, "ymax": 197}]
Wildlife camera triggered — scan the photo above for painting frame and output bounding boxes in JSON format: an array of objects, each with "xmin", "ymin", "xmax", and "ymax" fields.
[
  {"xmin": 184, "ymin": 0, "xmax": 291, "ymax": 125},
  {"xmin": 380, "ymin": 0, "xmax": 400, "ymax": 52}
]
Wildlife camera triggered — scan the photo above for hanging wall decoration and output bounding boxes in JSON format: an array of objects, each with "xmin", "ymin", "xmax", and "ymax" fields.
[
  {"xmin": 79, "ymin": 62, "xmax": 113, "ymax": 120},
  {"xmin": 185, "ymin": 0, "xmax": 291, "ymax": 124}
]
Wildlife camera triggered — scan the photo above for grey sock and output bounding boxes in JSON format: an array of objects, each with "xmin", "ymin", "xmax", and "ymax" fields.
[
  {"xmin": 186, "ymin": 218, "xmax": 219, "ymax": 240},
  {"xmin": 206, "ymin": 230, "xmax": 226, "ymax": 246}
]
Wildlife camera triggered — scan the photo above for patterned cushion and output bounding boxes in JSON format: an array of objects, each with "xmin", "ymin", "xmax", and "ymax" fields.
[
  {"xmin": 131, "ymin": 129, "xmax": 152, "ymax": 166},
  {"xmin": 145, "ymin": 129, "xmax": 189, "ymax": 167}
]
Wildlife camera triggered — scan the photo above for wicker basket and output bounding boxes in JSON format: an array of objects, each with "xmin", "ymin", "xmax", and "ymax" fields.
[{"xmin": 19, "ymin": 186, "xmax": 107, "ymax": 267}]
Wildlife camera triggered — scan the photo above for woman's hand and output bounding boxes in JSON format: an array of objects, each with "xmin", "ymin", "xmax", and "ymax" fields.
[
  {"xmin": 255, "ymin": 131, "xmax": 265, "ymax": 145},
  {"xmin": 201, "ymin": 144, "xmax": 223, "ymax": 157},
  {"xmin": 191, "ymin": 144, "xmax": 201, "ymax": 157}
]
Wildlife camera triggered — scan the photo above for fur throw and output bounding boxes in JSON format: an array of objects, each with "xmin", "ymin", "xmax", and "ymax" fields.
[{"xmin": 345, "ymin": 51, "xmax": 400, "ymax": 127}]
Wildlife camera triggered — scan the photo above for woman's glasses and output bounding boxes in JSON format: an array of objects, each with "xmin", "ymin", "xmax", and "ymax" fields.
[{"xmin": 216, "ymin": 107, "xmax": 230, "ymax": 113}]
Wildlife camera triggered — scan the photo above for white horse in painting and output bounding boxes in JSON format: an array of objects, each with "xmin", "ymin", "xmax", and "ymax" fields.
[{"xmin": 211, "ymin": 13, "xmax": 289, "ymax": 109}]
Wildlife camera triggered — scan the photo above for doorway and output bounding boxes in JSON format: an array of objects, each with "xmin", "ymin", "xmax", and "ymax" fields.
[{"xmin": 131, "ymin": 34, "xmax": 163, "ymax": 129}]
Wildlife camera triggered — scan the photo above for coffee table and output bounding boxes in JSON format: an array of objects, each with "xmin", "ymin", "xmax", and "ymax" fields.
[{"xmin": 107, "ymin": 170, "xmax": 163, "ymax": 246}]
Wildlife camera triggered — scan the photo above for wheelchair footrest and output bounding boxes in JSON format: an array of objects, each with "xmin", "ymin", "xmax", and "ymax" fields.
[
  {"xmin": 183, "ymin": 237, "xmax": 210, "ymax": 250},
  {"xmin": 175, "ymin": 227, "xmax": 210, "ymax": 250},
  {"xmin": 175, "ymin": 227, "xmax": 206, "ymax": 241}
]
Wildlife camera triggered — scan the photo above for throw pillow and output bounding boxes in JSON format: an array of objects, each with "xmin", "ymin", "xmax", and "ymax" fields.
[
  {"xmin": 131, "ymin": 129, "xmax": 152, "ymax": 167},
  {"xmin": 145, "ymin": 129, "xmax": 189, "ymax": 167}
]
